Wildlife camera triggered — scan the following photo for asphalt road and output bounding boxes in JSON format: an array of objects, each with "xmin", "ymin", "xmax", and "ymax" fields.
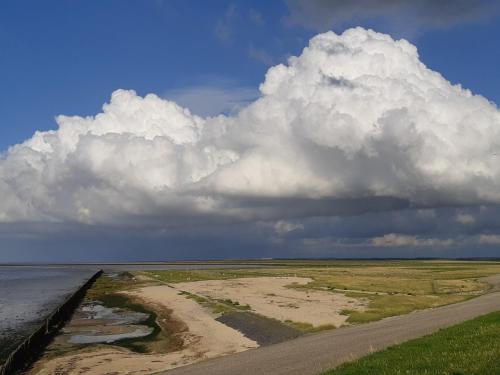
[{"xmin": 160, "ymin": 275, "xmax": 500, "ymax": 375}]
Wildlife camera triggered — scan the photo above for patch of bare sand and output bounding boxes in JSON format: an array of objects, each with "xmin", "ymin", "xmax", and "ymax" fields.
[
  {"xmin": 133, "ymin": 285, "xmax": 258, "ymax": 357},
  {"xmin": 176, "ymin": 277, "xmax": 367, "ymax": 327},
  {"xmin": 29, "ymin": 286, "xmax": 257, "ymax": 375}
]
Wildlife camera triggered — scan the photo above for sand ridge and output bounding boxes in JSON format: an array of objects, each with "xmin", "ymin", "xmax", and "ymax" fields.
[
  {"xmin": 175, "ymin": 276, "xmax": 367, "ymax": 327},
  {"xmin": 131, "ymin": 285, "xmax": 259, "ymax": 358}
]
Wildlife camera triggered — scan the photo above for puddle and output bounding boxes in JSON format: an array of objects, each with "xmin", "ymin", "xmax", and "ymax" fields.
[
  {"xmin": 81, "ymin": 303, "xmax": 149, "ymax": 325},
  {"xmin": 69, "ymin": 327, "xmax": 153, "ymax": 344},
  {"xmin": 60, "ymin": 302, "xmax": 154, "ymax": 345}
]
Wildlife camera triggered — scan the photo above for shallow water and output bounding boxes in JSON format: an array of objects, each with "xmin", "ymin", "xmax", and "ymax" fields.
[
  {"xmin": 69, "ymin": 327, "xmax": 153, "ymax": 344},
  {"xmin": 3, "ymin": 264, "xmax": 265, "ymax": 272},
  {"xmin": 0, "ymin": 263, "xmax": 262, "ymax": 362},
  {"xmin": 65, "ymin": 302, "xmax": 153, "ymax": 344},
  {"xmin": 0, "ymin": 266, "xmax": 98, "ymax": 361},
  {"xmin": 81, "ymin": 303, "xmax": 149, "ymax": 325}
]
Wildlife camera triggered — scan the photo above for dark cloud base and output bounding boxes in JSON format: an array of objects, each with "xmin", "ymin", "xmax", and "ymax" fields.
[
  {"xmin": 285, "ymin": 0, "xmax": 499, "ymax": 37},
  {"xmin": 2, "ymin": 204, "xmax": 500, "ymax": 262}
]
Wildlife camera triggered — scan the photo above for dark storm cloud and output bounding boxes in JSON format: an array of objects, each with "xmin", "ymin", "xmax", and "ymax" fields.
[{"xmin": 3, "ymin": 204, "xmax": 500, "ymax": 262}]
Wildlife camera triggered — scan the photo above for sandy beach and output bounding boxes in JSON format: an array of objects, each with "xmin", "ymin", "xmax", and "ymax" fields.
[
  {"xmin": 30, "ymin": 284, "xmax": 257, "ymax": 375},
  {"xmin": 176, "ymin": 276, "xmax": 366, "ymax": 327},
  {"xmin": 29, "ymin": 276, "xmax": 365, "ymax": 374}
]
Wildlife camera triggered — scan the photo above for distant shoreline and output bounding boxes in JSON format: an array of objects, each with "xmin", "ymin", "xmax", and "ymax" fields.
[{"xmin": 2, "ymin": 257, "xmax": 500, "ymax": 267}]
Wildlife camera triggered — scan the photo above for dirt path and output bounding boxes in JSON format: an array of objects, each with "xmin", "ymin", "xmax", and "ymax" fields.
[{"xmin": 160, "ymin": 275, "xmax": 500, "ymax": 375}]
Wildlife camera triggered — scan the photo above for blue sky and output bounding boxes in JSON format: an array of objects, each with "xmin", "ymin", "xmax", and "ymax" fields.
[
  {"xmin": 1, "ymin": 1, "xmax": 500, "ymax": 262},
  {"xmin": 1, "ymin": 0, "xmax": 499, "ymax": 151}
]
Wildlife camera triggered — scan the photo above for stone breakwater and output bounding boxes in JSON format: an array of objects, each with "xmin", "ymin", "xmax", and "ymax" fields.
[{"xmin": 0, "ymin": 269, "xmax": 103, "ymax": 375}]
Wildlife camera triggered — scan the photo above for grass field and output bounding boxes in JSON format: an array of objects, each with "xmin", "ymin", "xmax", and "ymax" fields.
[
  {"xmin": 324, "ymin": 311, "xmax": 500, "ymax": 375},
  {"xmin": 142, "ymin": 260, "xmax": 500, "ymax": 324}
]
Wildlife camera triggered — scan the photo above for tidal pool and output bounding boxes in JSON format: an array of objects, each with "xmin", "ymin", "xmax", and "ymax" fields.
[{"xmin": 65, "ymin": 302, "xmax": 154, "ymax": 345}]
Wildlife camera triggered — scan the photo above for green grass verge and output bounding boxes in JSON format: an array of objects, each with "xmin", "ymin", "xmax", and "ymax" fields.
[
  {"xmin": 85, "ymin": 272, "xmax": 139, "ymax": 299},
  {"xmin": 284, "ymin": 320, "xmax": 335, "ymax": 333},
  {"xmin": 177, "ymin": 290, "xmax": 251, "ymax": 315},
  {"xmin": 324, "ymin": 311, "xmax": 500, "ymax": 375},
  {"xmin": 341, "ymin": 293, "xmax": 467, "ymax": 324}
]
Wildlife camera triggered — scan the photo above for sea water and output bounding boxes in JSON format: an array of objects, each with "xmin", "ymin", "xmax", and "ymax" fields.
[{"xmin": 0, "ymin": 266, "xmax": 98, "ymax": 362}]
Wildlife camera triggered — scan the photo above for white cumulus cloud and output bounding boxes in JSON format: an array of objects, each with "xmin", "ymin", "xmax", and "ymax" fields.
[
  {"xmin": 372, "ymin": 234, "xmax": 454, "ymax": 247},
  {"xmin": 1, "ymin": 28, "xmax": 500, "ymax": 229},
  {"xmin": 455, "ymin": 213, "xmax": 476, "ymax": 225},
  {"xmin": 274, "ymin": 220, "xmax": 304, "ymax": 235},
  {"xmin": 479, "ymin": 234, "xmax": 500, "ymax": 245}
]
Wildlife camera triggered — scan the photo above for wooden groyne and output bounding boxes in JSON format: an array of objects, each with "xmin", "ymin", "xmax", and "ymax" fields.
[{"xmin": 0, "ymin": 269, "xmax": 103, "ymax": 375}]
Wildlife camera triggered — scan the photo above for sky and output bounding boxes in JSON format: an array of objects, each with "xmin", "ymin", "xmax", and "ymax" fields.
[{"xmin": 1, "ymin": 0, "xmax": 500, "ymax": 262}]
